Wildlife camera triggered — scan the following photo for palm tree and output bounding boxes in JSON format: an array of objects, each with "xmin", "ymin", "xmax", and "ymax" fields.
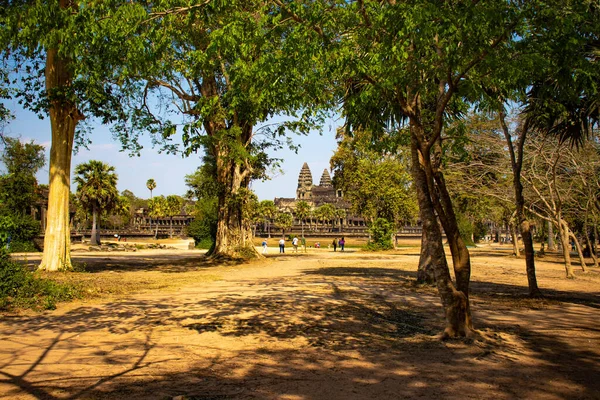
[
  {"xmin": 74, "ymin": 160, "xmax": 119, "ymax": 246},
  {"xmin": 259, "ymin": 200, "xmax": 277, "ymax": 238},
  {"xmin": 145, "ymin": 179, "xmax": 157, "ymax": 232},
  {"xmin": 165, "ymin": 195, "xmax": 183, "ymax": 238},
  {"xmin": 274, "ymin": 212, "xmax": 293, "ymax": 238},
  {"xmin": 294, "ymin": 200, "xmax": 311, "ymax": 238},
  {"xmin": 146, "ymin": 178, "xmax": 156, "ymax": 199},
  {"xmin": 148, "ymin": 195, "xmax": 167, "ymax": 239},
  {"xmin": 316, "ymin": 204, "xmax": 337, "ymax": 232}
]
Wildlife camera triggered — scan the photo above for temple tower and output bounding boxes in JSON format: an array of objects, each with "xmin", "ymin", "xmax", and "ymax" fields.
[
  {"xmin": 319, "ymin": 169, "xmax": 333, "ymax": 187},
  {"xmin": 296, "ymin": 162, "xmax": 313, "ymax": 199}
]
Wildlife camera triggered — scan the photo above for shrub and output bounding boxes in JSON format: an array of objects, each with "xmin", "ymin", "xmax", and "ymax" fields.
[
  {"xmin": 0, "ymin": 250, "xmax": 80, "ymax": 311},
  {"xmin": 185, "ymin": 218, "xmax": 216, "ymax": 249},
  {"xmin": 8, "ymin": 240, "xmax": 39, "ymax": 253},
  {"xmin": 0, "ymin": 214, "xmax": 41, "ymax": 252},
  {"xmin": 366, "ymin": 218, "xmax": 395, "ymax": 251}
]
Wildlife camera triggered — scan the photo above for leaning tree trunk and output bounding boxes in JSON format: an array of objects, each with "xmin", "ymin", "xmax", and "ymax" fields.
[
  {"xmin": 429, "ymin": 137, "xmax": 473, "ymax": 327},
  {"xmin": 39, "ymin": 43, "xmax": 82, "ymax": 271},
  {"xmin": 411, "ymin": 133, "xmax": 472, "ymax": 337},
  {"xmin": 569, "ymin": 231, "xmax": 588, "ymax": 273},
  {"xmin": 557, "ymin": 219, "xmax": 575, "ymax": 278}
]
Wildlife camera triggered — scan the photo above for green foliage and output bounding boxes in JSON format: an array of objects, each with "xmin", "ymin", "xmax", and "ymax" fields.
[
  {"xmin": 274, "ymin": 212, "xmax": 293, "ymax": 235},
  {"xmin": 185, "ymin": 219, "xmax": 215, "ymax": 249},
  {"xmin": 165, "ymin": 195, "xmax": 183, "ymax": 218},
  {"xmin": 457, "ymin": 214, "xmax": 475, "ymax": 247},
  {"xmin": 474, "ymin": 221, "xmax": 489, "ymax": 243},
  {"xmin": 0, "ymin": 214, "xmax": 40, "ymax": 252},
  {"xmin": 146, "ymin": 179, "xmax": 156, "ymax": 196},
  {"xmin": 74, "ymin": 160, "xmax": 119, "ymax": 217},
  {"xmin": 331, "ymin": 129, "xmax": 417, "ymax": 227},
  {"xmin": 0, "ymin": 137, "xmax": 46, "ymax": 216},
  {"xmin": 366, "ymin": 218, "xmax": 394, "ymax": 251},
  {"xmin": 0, "ymin": 251, "xmax": 79, "ymax": 311},
  {"xmin": 148, "ymin": 195, "xmax": 168, "ymax": 219},
  {"xmin": 185, "ymin": 156, "xmax": 219, "ymax": 247}
]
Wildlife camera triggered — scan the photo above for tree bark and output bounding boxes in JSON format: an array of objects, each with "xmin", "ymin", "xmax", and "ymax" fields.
[
  {"xmin": 210, "ymin": 148, "xmax": 259, "ymax": 259},
  {"xmin": 411, "ymin": 132, "xmax": 472, "ymax": 337},
  {"xmin": 558, "ymin": 219, "xmax": 575, "ymax": 278},
  {"xmin": 38, "ymin": 39, "xmax": 82, "ymax": 271},
  {"xmin": 547, "ymin": 220, "xmax": 556, "ymax": 251},
  {"xmin": 569, "ymin": 231, "xmax": 587, "ymax": 272},
  {"xmin": 417, "ymin": 227, "xmax": 437, "ymax": 285},
  {"xmin": 415, "ymin": 169, "xmax": 437, "ymax": 285},
  {"xmin": 90, "ymin": 204, "xmax": 100, "ymax": 246},
  {"xmin": 509, "ymin": 220, "xmax": 520, "ymax": 257}
]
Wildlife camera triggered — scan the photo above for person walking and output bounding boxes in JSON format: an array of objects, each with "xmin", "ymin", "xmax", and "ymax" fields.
[
  {"xmin": 262, "ymin": 239, "xmax": 268, "ymax": 254},
  {"xmin": 332, "ymin": 238, "xmax": 337, "ymax": 252},
  {"xmin": 279, "ymin": 238, "xmax": 285, "ymax": 253},
  {"xmin": 339, "ymin": 237, "xmax": 345, "ymax": 251},
  {"xmin": 292, "ymin": 236, "xmax": 299, "ymax": 253}
]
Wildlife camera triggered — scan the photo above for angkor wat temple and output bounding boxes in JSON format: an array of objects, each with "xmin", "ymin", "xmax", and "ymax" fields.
[
  {"xmin": 272, "ymin": 162, "xmax": 370, "ymax": 235},
  {"xmin": 274, "ymin": 163, "xmax": 347, "ymax": 210}
]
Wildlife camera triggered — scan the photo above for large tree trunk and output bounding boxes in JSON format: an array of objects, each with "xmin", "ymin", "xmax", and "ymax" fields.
[
  {"xmin": 90, "ymin": 205, "xmax": 100, "ymax": 246},
  {"xmin": 500, "ymin": 115, "xmax": 542, "ymax": 296},
  {"xmin": 38, "ymin": 41, "xmax": 82, "ymax": 271},
  {"xmin": 411, "ymin": 133, "xmax": 472, "ymax": 337},
  {"xmin": 210, "ymin": 148, "xmax": 259, "ymax": 259}
]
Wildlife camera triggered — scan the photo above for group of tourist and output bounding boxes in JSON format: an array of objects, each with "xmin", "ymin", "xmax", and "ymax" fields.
[
  {"xmin": 331, "ymin": 237, "xmax": 345, "ymax": 252},
  {"xmin": 261, "ymin": 237, "xmax": 345, "ymax": 254}
]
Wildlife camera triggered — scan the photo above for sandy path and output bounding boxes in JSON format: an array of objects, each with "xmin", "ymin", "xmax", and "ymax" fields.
[{"xmin": 1, "ymin": 247, "xmax": 599, "ymax": 399}]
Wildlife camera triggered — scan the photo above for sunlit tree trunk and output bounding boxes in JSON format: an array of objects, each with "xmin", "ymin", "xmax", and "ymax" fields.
[
  {"xmin": 210, "ymin": 146, "xmax": 258, "ymax": 259},
  {"xmin": 39, "ymin": 41, "xmax": 82, "ymax": 271}
]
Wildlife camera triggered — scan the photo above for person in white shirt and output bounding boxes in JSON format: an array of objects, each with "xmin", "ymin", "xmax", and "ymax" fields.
[{"xmin": 279, "ymin": 238, "xmax": 285, "ymax": 253}]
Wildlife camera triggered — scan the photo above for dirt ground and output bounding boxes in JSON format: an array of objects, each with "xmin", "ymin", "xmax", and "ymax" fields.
[{"xmin": 1, "ymin": 240, "xmax": 600, "ymax": 400}]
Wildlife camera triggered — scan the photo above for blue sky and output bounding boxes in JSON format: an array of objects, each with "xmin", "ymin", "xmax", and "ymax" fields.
[{"xmin": 2, "ymin": 101, "xmax": 341, "ymax": 201}]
